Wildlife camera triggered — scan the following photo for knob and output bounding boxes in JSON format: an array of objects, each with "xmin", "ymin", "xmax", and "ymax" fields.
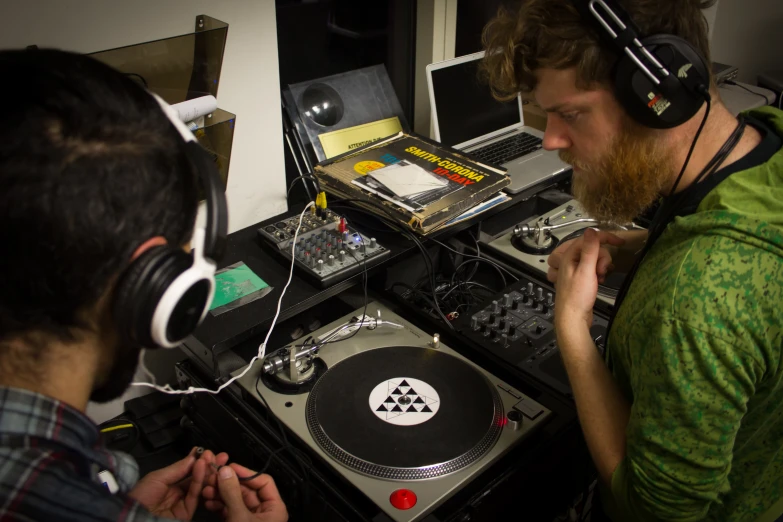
[
  {"xmin": 305, "ymin": 253, "xmax": 313, "ymax": 266},
  {"xmin": 317, "ymin": 259, "xmax": 324, "ymax": 271},
  {"xmin": 535, "ymin": 325, "xmax": 543, "ymax": 334},
  {"xmin": 541, "ymin": 305, "xmax": 549, "ymax": 315},
  {"xmin": 501, "ymin": 333, "xmax": 509, "ymax": 345},
  {"xmin": 508, "ymin": 325, "xmax": 516, "ymax": 336},
  {"xmin": 566, "ymin": 204, "xmax": 575, "ymax": 212},
  {"xmin": 328, "ymin": 255, "xmax": 335, "ymax": 266},
  {"xmin": 511, "ymin": 299, "xmax": 520, "ymax": 310},
  {"xmin": 521, "ymin": 295, "xmax": 530, "ymax": 305},
  {"xmin": 491, "ymin": 300, "xmax": 501, "ymax": 313},
  {"xmin": 536, "ymin": 288, "xmax": 544, "ymax": 301},
  {"xmin": 500, "ymin": 307, "xmax": 508, "ymax": 317},
  {"xmin": 480, "ymin": 322, "xmax": 489, "ymax": 333},
  {"xmin": 489, "ymin": 313, "xmax": 497, "ymax": 324},
  {"xmin": 471, "ymin": 316, "xmax": 480, "ymax": 330},
  {"xmin": 546, "ymin": 292, "xmax": 554, "ymax": 306},
  {"xmin": 526, "ymin": 283, "xmax": 534, "ymax": 295},
  {"xmin": 503, "ymin": 294, "xmax": 513, "ymax": 307},
  {"xmin": 339, "ymin": 250, "xmax": 346, "ymax": 262},
  {"xmin": 490, "ymin": 330, "xmax": 498, "ymax": 340},
  {"xmin": 370, "ymin": 237, "xmax": 377, "ymax": 248},
  {"xmin": 498, "ymin": 319, "xmax": 506, "ymax": 330},
  {"xmin": 507, "ymin": 410, "xmax": 522, "ymax": 431}
]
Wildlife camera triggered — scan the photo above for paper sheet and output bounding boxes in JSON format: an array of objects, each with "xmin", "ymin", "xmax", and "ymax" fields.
[{"xmin": 369, "ymin": 163, "xmax": 448, "ymax": 197}]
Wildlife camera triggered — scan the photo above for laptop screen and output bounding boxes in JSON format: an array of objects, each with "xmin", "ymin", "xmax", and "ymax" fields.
[{"xmin": 430, "ymin": 57, "xmax": 521, "ymax": 147}]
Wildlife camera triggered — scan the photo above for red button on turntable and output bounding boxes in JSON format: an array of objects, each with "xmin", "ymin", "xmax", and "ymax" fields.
[{"xmin": 390, "ymin": 489, "xmax": 417, "ymax": 510}]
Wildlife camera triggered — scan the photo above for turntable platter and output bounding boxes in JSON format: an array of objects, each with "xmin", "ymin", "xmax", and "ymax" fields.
[{"xmin": 306, "ymin": 346, "xmax": 503, "ymax": 480}]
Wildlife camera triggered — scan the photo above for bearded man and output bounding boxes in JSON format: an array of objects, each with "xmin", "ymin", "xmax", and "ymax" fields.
[{"xmin": 481, "ymin": 1, "xmax": 783, "ymax": 521}]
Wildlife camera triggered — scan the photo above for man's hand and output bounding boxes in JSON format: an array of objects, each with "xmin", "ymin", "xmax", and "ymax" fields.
[
  {"xmin": 204, "ymin": 465, "xmax": 288, "ymax": 522},
  {"xmin": 554, "ymin": 228, "xmax": 613, "ymax": 331},
  {"xmin": 129, "ymin": 448, "xmax": 228, "ymax": 521},
  {"xmin": 547, "ymin": 230, "xmax": 625, "ymax": 284}
]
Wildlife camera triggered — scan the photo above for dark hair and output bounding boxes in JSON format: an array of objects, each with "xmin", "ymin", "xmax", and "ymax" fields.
[
  {"xmin": 0, "ymin": 49, "xmax": 198, "ymax": 345},
  {"xmin": 480, "ymin": 0, "xmax": 716, "ymax": 100}
]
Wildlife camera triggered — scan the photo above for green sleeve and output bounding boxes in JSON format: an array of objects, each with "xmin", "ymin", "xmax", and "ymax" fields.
[{"xmin": 609, "ymin": 314, "xmax": 762, "ymax": 521}]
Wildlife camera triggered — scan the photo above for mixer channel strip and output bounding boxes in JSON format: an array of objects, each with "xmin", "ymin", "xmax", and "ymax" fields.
[
  {"xmin": 457, "ymin": 278, "xmax": 608, "ymax": 398},
  {"xmin": 257, "ymin": 210, "xmax": 389, "ymax": 287}
]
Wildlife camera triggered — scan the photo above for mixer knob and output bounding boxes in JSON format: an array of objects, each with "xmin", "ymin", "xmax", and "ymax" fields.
[
  {"xmin": 501, "ymin": 333, "xmax": 509, "ymax": 345},
  {"xmin": 508, "ymin": 325, "xmax": 516, "ymax": 336},
  {"xmin": 511, "ymin": 299, "xmax": 520, "ymax": 310},
  {"xmin": 541, "ymin": 305, "xmax": 549, "ymax": 315},
  {"xmin": 317, "ymin": 259, "xmax": 324, "ymax": 272},
  {"xmin": 370, "ymin": 237, "xmax": 377, "ymax": 248},
  {"xmin": 339, "ymin": 250, "xmax": 346, "ymax": 262},
  {"xmin": 489, "ymin": 313, "xmax": 497, "ymax": 324},
  {"xmin": 546, "ymin": 292, "xmax": 554, "ymax": 307},
  {"xmin": 491, "ymin": 300, "xmax": 501, "ymax": 313},
  {"xmin": 535, "ymin": 325, "xmax": 543, "ymax": 334},
  {"xmin": 498, "ymin": 319, "xmax": 506, "ymax": 331},
  {"xmin": 500, "ymin": 307, "xmax": 508, "ymax": 317},
  {"xmin": 526, "ymin": 283, "xmax": 534, "ymax": 295},
  {"xmin": 521, "ymin": 295, "xmax": 530, "ymax": 305},
  {"xmin": 503, "ymin": 294, "xmax": 513, "ymax": 307},
  {"xmin": 471, "ymin": 316, "xmax": 480, "ymax": 331},
  {"xmin": 535, "ymin": 288, "xmax": 544, "ymax": 301},
  {"xmin": 480, "ymin": 322, "xmax": 489, "ymax": 333},
  {"xmin": 490, "ymin": 330, "xmax": 498, "ymax": 340},
  {"xmin": 328, "ymin": 255, "xmax": 335, "ymax": 266}
]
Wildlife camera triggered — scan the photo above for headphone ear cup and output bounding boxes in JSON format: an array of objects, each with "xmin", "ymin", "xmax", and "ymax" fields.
[
  {"xmin": 613, "ymin": 34, "xmax": 710, "ymax": 129},
  {"xmin": 113, "ymin": 246, "xmax": 192, "ymax": 348}
]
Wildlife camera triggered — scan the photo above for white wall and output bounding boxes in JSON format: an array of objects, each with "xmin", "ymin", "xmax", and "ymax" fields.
[
  {"xmin": 709, "ymin": 0, "xmax": 783, "ymax": 84},
  {"xmin": 414, "ymin": 0, "xmax": 458, "ymax": 137},
  {"xmin": 0, "ymin": 0, "xmax": 286, "ymax": 422},
  {"xmin": 0, "ymin": 0, "xmax": 287, "ymax": 233}
]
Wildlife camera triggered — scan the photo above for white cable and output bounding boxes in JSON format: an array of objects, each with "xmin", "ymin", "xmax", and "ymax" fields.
[
  {"xmin": 131, "ymin": 201, "xmax": 316, "ymax": 395},
  {"xmin": 137, "ymin": 349, "xmax": 157, "ymax": 385}
]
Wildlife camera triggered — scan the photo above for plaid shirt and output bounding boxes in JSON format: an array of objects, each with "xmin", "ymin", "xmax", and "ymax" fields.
[{"xmin": 0, "ymin": 387, "xmax": 175, "ymax": 521}]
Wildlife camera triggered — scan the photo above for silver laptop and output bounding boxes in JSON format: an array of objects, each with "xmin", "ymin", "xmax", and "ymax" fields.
[{"xmin": 426, "ymin": 51, "xmax": 569, "ymax": 194}]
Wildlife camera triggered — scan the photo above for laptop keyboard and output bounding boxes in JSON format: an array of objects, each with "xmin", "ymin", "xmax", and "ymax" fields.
[{"xmin": 471, "ymin": 132, "xmax": 543, "ymax": 165}]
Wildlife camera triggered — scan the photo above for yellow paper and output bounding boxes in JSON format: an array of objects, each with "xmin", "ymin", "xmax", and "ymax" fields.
[{"xmin": 318, "ymin": 117, "xmax": 403, "ymax": 159}]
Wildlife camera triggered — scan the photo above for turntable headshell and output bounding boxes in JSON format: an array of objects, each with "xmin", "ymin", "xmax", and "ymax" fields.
[{"xmin": 261, "ymin": 310, "xmax": 403, "ymax": 388}]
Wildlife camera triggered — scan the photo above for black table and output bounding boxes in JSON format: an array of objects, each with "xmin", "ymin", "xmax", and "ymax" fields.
[{"xmin": 183, "ymin": 181, "xmax": 563, "ymax": 379}]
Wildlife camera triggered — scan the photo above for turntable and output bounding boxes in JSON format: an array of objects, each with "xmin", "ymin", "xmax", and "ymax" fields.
[
  {"xmin": 235, "ymin": 303, "xmax": 551, "ymax": 522},
  {"xmin": 485, "ymin": 199, "xmax": 641, "ymax": 306}
]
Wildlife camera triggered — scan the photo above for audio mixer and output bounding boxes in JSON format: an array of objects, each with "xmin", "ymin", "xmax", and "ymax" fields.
[
  {"xmin": 257, "ymin": 209, "xmax": 389, "ymax": 287},
  {"xmin": 456, "ymin": 276, "xmax": 608, "ymax": 398}
]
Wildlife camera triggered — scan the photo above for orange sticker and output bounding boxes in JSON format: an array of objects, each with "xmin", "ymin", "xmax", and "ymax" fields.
[{"xmin": 353, "ymin": 160, "xmax": 385, "ymax": 175}]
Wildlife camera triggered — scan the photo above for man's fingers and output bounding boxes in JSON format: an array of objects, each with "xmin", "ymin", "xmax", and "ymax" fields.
[
  {"xmin": 227, "ymin": 464, "xmax": 283, "ymax": 505},
  {"xmin": 596, "ymin": 251, "xmax": 614, "ymax": 277},
  {"xmin": 547, "ymin": 267, "xmax": 558, "ymax": 284},
  {"xmin": 184, "ymin": 458, "xmax": 206, "ymax": 516},
  {"xmin": 203, "ymin": 499, "xmax": 225, "ymax": 512},
  {"xmin": 576, "ymin": 228, "xmax": 602, "ymax": 270},
  {"xmin": 596, "ymin": 231, "xmax": 626, "ymax": 247},
  {"xmin": 217, "ymin": 466, "xmax": 248, "ymax": 513}
]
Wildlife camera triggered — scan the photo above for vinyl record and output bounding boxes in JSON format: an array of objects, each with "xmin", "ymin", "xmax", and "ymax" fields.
[{"xmin": 306, "ymin": 346, "xmax": 503, "ymax": 480}]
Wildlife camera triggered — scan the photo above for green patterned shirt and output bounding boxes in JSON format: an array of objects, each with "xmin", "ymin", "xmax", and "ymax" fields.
[{"xmin": 605, "ymin": 107, "xmax": 783, "ymax": 522}]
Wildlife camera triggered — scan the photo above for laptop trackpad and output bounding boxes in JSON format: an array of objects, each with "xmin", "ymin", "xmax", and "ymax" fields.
[{"xmin": 510, "ymin": 152, "xmax": 567, "ymax": 173}]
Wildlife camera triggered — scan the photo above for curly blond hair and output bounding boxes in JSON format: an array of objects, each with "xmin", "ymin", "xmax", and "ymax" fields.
[{"xmin": 480, "ymin": 0, "xmax": 716, "ymax": 100}]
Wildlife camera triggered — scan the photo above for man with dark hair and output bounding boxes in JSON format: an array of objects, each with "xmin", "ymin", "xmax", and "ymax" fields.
[
  {"xmin": 482, "ymin": 1, "xmax": 783, "ymax": 521},
  {"xmin": 0, "ymin": 49, "xmax": 287, "ymax": 521}
]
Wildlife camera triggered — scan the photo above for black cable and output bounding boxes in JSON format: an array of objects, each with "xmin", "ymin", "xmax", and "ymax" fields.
[
  {"xmin": 289, "ymin": 239, "xmax": 369, "ymax": 349},
  {"xmin": 668, "ymin": 96, "xmax": 712, "ymax": 196},
  {"xmin": 724, "ymin": 80, "xmax": 771, "ymax": 106},
  {"xmin": 428, "ymin": 236, "xmax": 518, "ymax": 282},
  {"xmin": 329, "ymin": 201, "xmax": 454, "ymax": 329},
  {"xmin": 287, "ymin": 175, "xmax": 315, "ymax": 202}
]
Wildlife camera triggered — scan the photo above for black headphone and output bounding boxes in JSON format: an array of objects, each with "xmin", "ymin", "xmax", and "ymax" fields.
[
  {"xmin": 574, "ymin": 0, "xmax": 711, "ymax": 129},
  {"xmin": 113, "ymin": 94, "xmax": 228, "ymax": 349}
]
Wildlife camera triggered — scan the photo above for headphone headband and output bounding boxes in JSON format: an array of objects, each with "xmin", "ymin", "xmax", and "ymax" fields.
[
  {"xmin": 571, "ymin": 0, "xmax": 710, "ymax": 128},
  {"xmin": 151, "ymin": 94, "xmax": 228, "ymax": 261}
]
